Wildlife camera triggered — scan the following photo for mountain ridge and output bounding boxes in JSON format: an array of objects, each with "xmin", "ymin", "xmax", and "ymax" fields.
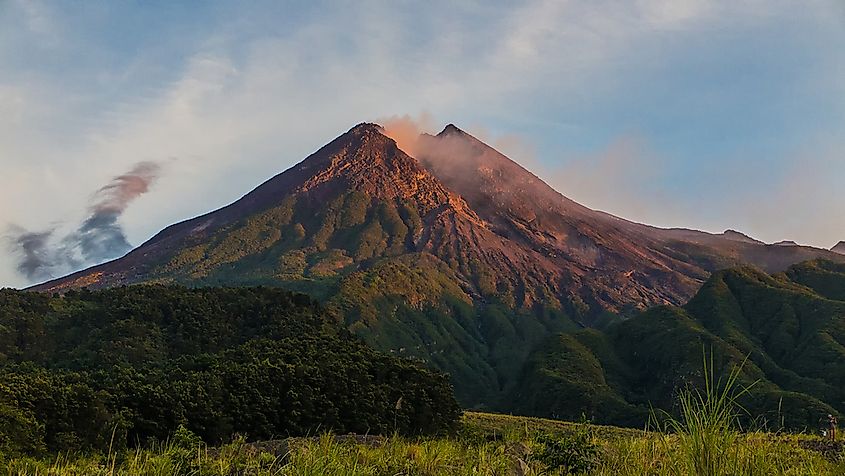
[
  {"xmin": 32, "ymin": 123, "xmax": 842, "ymax": 300},
  {"xmin": 27, "ymin": 121, "xmax": 845, "ymax": 406}
]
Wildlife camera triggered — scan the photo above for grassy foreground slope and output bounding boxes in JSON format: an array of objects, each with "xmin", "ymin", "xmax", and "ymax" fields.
[
  {"xmin": 511, "ymin": 260, "xmax": 845, "ymax": 429},
  {"xmin": 0, "ymin": 286, "xmax": 460, "ymax": 454},
  {"xmin": 2, "ymin": 412, "xmax": 842, "ymax": 475}
]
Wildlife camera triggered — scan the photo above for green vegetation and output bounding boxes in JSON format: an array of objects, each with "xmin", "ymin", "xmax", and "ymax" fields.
[
  {"xmin": 1, "ymin": 412, "xmax": 842, "ymax": 475},
  {"xmin": 513, "ymin": 260, "xmax": 845, "ymax": 429},
  {"xmin": 0, "ymin": 286, "xmax": 460, "ymax": 454},
  {"xmin": 0, "ymin": 279, "xmax": 843, "ymax": 475}
]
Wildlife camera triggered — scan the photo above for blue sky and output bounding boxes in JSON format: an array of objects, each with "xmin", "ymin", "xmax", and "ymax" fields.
[{"xmin": 1, "ymin": 0, "xmax": 844, "ymax": 287}]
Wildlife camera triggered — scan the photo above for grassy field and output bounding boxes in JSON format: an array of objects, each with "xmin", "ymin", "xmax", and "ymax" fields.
[{"xmin": 2, "ymin": 411, "xmax": 842, "ymax": 475}]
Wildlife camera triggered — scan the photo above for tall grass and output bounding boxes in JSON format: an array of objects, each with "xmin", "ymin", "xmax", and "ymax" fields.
[
  {"xmin": 2, "ymin": 390, "xmax": 842, "ymax": 476},
  {"xmin": 663, "ymin": 352, "xmax": 754, "ymax": 475},
  {"xmin": 592, "ymin": 351, "xmax": 845, "ymax": 476},
  {"xmin": 0, "ymin": 433, "xmax": 542, "ymax": 476},
  {"xmin": 283, "ymin": 433, "xmax": 541, "ymax": 475},
  {"xmin": 2, "ymin": 429, "xmax": 841, "ymax": 476}
]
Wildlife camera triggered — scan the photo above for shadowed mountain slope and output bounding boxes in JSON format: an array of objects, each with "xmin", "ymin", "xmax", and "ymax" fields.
[{"xmin": 512, "ymin": 259, "xmax": 845, "ymax": 429}]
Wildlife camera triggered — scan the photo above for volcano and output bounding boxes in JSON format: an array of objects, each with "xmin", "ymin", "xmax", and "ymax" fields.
[{"xmin": 31, "ymin": 122, "xmax": 845, "ymax": 405}]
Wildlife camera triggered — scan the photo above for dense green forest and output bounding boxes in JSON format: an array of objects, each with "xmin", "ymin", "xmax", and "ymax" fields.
[
  {"xmin": 512, "ymin": 260, "xmax": 845, "ymax": 430},
  {"xmin": 0, "ymin": 286, "xmax": 460, "ymax": 455}
]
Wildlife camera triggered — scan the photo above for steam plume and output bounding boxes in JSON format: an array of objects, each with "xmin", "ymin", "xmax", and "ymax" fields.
[
  {"xmin": 380, "ymin": 114, "xmax": 535, "ymax": 170},
  {"xmin": 378, "ymin": 113, "xmax": 435, "ymax": 156},
  {"xmin": 380, "ymin": 114, "xmax": 534, "ymax": 188},
  {"xmin": 7, "ymin": 161, "xmax": 161, "ymax": 282}
]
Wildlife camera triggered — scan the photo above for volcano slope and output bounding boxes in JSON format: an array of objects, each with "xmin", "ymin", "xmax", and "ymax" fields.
[{"xmin": 31, "ymin": 123, "xmax": 845, "ymax": 407}]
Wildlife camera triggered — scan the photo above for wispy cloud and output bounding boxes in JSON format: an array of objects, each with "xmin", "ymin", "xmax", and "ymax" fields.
[{"xmin": 0, "ymin": 1, "xmax": 843, "ymax": 286}]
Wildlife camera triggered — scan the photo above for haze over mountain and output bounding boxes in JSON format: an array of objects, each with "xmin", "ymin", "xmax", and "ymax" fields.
[{"xmin": 30, "ymin": 123, "xmax": 845, "ymax": 405}]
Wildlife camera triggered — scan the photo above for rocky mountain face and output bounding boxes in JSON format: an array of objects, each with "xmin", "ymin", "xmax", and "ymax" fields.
[
  {"xmin": 30, "ymin": 122, "xmax": 845, "ymax": 406},
  {"xmin": 416, "ymin": 125, "xmax": 843, "ymax": 311},
  {"xmin": 832, "ymin": 241, "xmax": 845, "ymax": 255}
]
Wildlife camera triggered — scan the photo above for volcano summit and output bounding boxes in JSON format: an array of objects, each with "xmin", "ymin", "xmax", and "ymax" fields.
[{"xmin": 32, "ymin": 122, "xmax": 845, "ymax": 405}]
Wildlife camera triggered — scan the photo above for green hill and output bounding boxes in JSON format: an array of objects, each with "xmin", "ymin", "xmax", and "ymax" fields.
[
  {"xmin": 511, "ymin": 260, "xmax": 845, "ymax": 429},
  {"xmin": 0, "ymin": 286, "xmax": 460, "ymax": 454}
]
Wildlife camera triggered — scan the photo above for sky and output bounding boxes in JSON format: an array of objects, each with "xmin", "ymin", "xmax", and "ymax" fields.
[{"xmin": 1, "ymin": 0, "xmax": 844, "ymax": 288}]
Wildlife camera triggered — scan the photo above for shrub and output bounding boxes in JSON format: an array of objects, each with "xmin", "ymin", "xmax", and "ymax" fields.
[{"xmin": 531, "ymin": 425, "xmax": 599, "ymax": 474}]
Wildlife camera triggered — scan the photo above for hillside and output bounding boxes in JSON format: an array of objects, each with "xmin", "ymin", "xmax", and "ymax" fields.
[
  {"xmin": 0, "ymin": 286, "xmax": 459, "ymax": 454},
  {"xmin": 511, "ymin": 260, "xmax": 845, "ymax": 429},
  {"xmin": 28, "ymin": 123, "xmax": 845, "ymax": 407}
]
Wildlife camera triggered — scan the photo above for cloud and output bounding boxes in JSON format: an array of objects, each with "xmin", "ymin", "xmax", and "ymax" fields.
[
  {"xmin": 6, "ymin": 161, "xmax": 162, "ymax": 282},
  {"xmin": 0, "ymin": 1, "xmax": 842, "ymax": 287}
]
